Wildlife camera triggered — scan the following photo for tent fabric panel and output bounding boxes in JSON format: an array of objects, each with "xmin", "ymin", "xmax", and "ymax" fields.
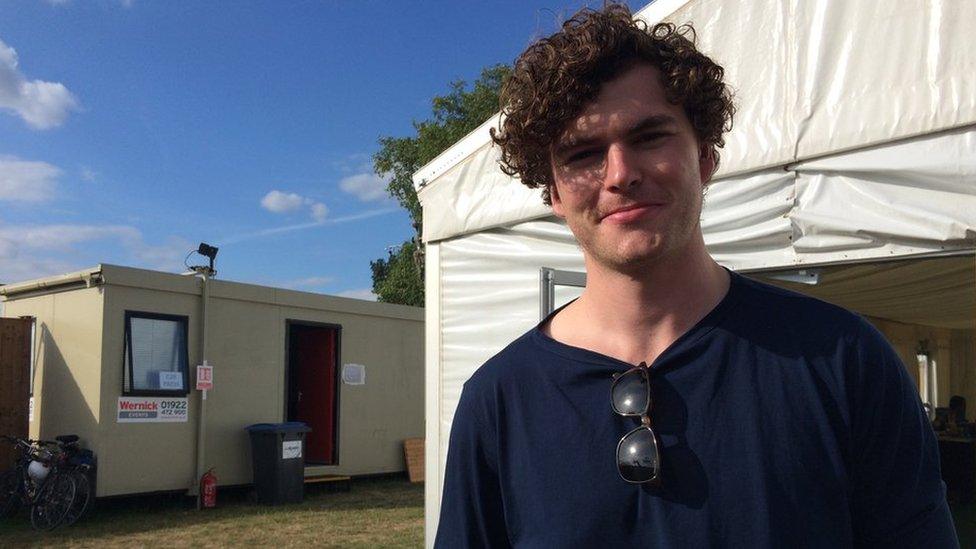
[
  {"xmin": 422, "ymin": 125, "xmax": 976, "ymax": 270},
  {"xmin": 791, "ymin": 126, "xmax": 976, "ymax": 260},
  {"xmin": 420, "ymin": 143, "xmax": 548, "ymax": 243},
  {"xmin": 700, "ymin": 169, "xmax": 796, "ymax": 270},
  {"xmin": 413, "ymin": 114, "xmax": 502, "ymax": 192},
  {"xmin": 658, "ymin": 0, "xmax": 794, "ymax": 177},
  {"xmin": 433, "ymin": 221, "xmax": 586, "ymax": 502},
  {"xmin": 659, "ymin": 0, "xmax": 976, "ymax": 178},
  {"xmin": 790, "ymin": 0, "xmax": 976, "ymax": 163},
  {"xmin": 418, "ymin": 0, "xmax": 976, "ymax": 242}
]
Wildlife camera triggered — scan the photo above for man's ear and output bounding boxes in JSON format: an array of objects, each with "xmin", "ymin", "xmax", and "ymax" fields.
[
  {"xmin": 549, "ymin": 182, "xmax": 565, "ymax": 218},
  {"xmin": 699, "ymin": 146, "xmax": 717, "ymax": 184}
]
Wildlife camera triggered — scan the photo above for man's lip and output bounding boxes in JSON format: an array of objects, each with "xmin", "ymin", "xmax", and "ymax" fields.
[{"xmin": 600, "ymin": 203, "xmax": 662, "ymax": 222}]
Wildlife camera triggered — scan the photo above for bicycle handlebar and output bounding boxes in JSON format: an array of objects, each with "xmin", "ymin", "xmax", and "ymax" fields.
[
  {"xmin": 1, "ymin": 435, "xmax": 63, "ymax": 450},
  {"xmin": 1, "ymin": 434, "xmax": 29, "ymax": 446}
]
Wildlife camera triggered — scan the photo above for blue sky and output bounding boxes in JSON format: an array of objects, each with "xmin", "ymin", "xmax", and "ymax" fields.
[{"xmin": 0, "ymin": 0, "xmax": 640, "ymax": 299}]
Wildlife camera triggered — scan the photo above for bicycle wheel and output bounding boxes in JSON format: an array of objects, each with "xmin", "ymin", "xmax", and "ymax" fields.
[
  {"xmin": 61, "ymin": 469, "xmax": 92, "ymax": 526},
  {"xmin": 30, "ymin": 472, "xmax": 76, "ymax": 531},
  {"xmin": 0, "ymin": 470, "xmax": 22, "ymax": 519}
]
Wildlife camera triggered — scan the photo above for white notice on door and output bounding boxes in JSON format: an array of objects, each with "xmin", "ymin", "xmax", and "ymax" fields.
[{"xmin": 282, "ymin": 440, "xmax": 302, "ymax": 459}]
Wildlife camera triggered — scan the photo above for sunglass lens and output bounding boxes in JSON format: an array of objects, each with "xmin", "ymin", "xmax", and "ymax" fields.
[
  {"xmin": 617, "ymin": 427, "xmax": 659, "ymax": 483},
  {"xmin": 612, "ymin": 368, "xmax": 648, "ymax": 415}
]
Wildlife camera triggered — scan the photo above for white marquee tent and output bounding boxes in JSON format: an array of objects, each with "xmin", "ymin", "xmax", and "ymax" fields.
[{"xmin": 417, "ymin": 0, "xmax": 976, "ymax": 542}]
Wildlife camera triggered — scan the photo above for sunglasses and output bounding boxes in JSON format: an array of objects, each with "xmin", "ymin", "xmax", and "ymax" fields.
[{"xmin": 611, "ymin": 361, "xmax": 661, "ymax": 484}]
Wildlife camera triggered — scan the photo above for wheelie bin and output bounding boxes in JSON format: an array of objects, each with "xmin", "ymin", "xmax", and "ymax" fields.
[{"xmin": 245, "ymin": 422, "xmax": 312, "ymax": 504}]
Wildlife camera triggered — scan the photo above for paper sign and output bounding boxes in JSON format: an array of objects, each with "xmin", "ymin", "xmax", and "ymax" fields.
[
  {"xmin": 196, "ymin": 363, "xmax": 214, "ymax": 391},
  {"xmin": 342, "ymin": 364, "xmax": 365, "ymax": 385},
  {"xmin": 282, "ymin": 440, "xmax": 302, "ymax": 459},
  {"xmin": 117, "ymin": 397, "xmax": 188, "ymax": 423},
  {"xmin": 158, "ymin": 371, "xmax": 184, "ymax": 390},
  {"xmin": 28, "ymin": 397, "xmax": 34, "ymax": 422}
]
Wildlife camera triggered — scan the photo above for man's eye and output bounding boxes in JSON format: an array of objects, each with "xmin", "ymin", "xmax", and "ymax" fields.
[
  {"xmin": 567, "ymin": 150, "xmax": 599, "ymax": 164},
  {"xmin": 637, "ymin": 132, "xmax": 666, "ymax": 144}
]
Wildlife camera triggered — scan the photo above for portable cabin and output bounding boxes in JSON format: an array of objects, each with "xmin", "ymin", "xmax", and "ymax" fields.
[
  {"xmin": 416, "ymin": 0, "xmax": 976, "ymax": 542},
  {"xmin": 0, "ymin": 264, "xmax": 423, "ymax": 497}
]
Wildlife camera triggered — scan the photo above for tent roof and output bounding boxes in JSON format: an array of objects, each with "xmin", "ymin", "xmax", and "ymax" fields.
[{"xmin": 414, "ymin": 0, "xmax": 976, "ymax": 253}]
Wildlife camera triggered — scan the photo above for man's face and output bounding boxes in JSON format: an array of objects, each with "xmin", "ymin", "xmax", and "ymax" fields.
[{"xmin": 548, "ymin": 63, "xmax": 715, "ymax": 275}]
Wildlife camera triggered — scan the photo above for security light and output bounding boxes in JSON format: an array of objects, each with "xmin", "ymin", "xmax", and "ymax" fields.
[
  {"xmin": 191, "ymin": 242, "xmax": 219, "ymax": 276},
  {"xmin": 198, "ymin": 243, "xmax": 218, "ymax": 261}
]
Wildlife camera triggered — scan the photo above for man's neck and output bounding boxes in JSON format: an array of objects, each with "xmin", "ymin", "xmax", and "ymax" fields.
[{"xmin": 546, "ymin": 239, "xmax": 730, "ymax": 366}]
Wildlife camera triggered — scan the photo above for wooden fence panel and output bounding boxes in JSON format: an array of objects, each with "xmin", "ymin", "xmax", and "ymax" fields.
[{"xmin": 0, "ymin": 317, "xmax": 31, "ymax": 470}]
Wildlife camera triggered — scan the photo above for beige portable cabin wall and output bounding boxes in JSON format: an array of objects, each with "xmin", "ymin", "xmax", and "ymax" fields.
[
  {"xmin": 0, "ymin": 277, "xmax": 105, "ymax": 479},
  {"xmin": 2, "ymin": 264, "xmax": 423, "ymax": 497},
  {"xmin": 417, "ymin": 0, "xmax": 976, "ymax": 542}
]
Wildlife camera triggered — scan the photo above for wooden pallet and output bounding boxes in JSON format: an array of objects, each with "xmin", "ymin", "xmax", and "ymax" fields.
[{"xmin": 403, "ymin": 438, "xmax": 424, "ymax": 483}]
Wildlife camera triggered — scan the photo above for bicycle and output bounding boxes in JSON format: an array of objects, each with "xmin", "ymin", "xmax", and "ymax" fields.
[
  {"xmin": 1, "ymin": 435, "xmax": 78, "ymax": 530},
  {"xmin": 56, "ymin": 434, "xmax": 96, "ymax": 526}
]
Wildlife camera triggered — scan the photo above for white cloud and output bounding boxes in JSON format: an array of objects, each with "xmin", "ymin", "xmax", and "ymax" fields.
[
  {"xmin": 0, "ymin": 255, "xmax": 78, "ymax": 286},
  {"xmin": 260, "ymin": 190, "xmax": 328, "ymax": 222},
  {"xmin": 339, "ymin": 173, "xmax": 390, "ymax": 202},
  {"xmin": 0, "ymin": 155, "xmax": 61, "ymax": 202},
  {"xmin": 80, "ymin": 166, "xmax": 96, "ymax": 182},
  {"xmin": 260, "ymin": 190, "xmax": 306, "ymax": 213},
  {"xmin": 220, "ymin": 207, "xmax": 397, "ymax": 245},
  {"xmin": 336, "ymin": 288, "xmax": 378, "ymax": 301},
  {"xmin": 131, "ymin": 236, "xmax": 194, "ymax": 272},
  {"xmin": 310, "ymin": 202, "xmax": 328, "ymax": 222},
  {"xmin": 0, "ymin": 38, "xmax": 79, "ymax": 129},
  {"xmin": 0, "ymin": 223, "xmax": 135, "ymax": 283},
  {"xmin": 330, "ymin": 153, "xmax": 372, "ymax": 175},
  {"xmin": 0, "ymin": 222, "xmax": 193, "ymax": 284},
  {"xmin": 0, "ymin": 223, "xmax": 140, "ymax": 251}
]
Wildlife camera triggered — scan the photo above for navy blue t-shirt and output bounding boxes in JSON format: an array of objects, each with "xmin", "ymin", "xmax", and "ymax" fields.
[{"xmin": 435, "ymin": 272, "xmax": 958, "ymax": 548}]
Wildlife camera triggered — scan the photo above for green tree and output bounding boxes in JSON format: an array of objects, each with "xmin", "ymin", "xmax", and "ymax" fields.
[{"xmin": 371, "ymin": 64, "xmax": 510, "ymax": 306}]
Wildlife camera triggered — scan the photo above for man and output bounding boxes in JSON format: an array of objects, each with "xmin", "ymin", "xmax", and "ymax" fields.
[{"xmin": 435, "ymin": 4, "xmax": 958, "ymax": 547}]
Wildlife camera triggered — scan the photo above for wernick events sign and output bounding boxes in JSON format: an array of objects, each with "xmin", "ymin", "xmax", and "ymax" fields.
[{"xmin": 117, "ymin": 396, "xmax": 188, "ymax": 423}]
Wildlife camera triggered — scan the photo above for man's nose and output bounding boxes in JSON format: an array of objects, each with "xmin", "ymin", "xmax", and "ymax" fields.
[{"xmin": 604, "ymin": 143, "xmax": 640, "ymax": 192}]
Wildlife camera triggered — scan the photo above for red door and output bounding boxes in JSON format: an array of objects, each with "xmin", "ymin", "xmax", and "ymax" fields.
[{"xmin": 294, "ymin": 327, "xmax": 336, "ymax": 464}]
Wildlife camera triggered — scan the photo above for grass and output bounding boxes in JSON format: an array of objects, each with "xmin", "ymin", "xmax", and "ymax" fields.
[{"xmin": 0, "ymin": 476, "xmax": 424, "ymax": 548}]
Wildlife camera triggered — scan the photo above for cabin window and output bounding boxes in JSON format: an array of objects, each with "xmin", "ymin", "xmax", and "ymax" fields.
[{"xmin": 123, "ymin": 311, "xmax": 190, "ymax": 396}]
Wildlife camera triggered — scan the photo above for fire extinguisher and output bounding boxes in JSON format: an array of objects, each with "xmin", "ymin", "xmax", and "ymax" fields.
[{"xmin": 200, "ymin": 468, "xmax": 217, "ymax": 509}]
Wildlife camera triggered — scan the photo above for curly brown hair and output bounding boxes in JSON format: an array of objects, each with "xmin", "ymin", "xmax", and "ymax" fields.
[{"xmin": 491, "ymin": 3, "xmax": 735, "ymax": 205}]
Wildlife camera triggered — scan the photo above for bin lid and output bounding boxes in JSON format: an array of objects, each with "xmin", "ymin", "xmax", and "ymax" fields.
[{"xmin": 245, "ymin": 422, "xmax": 312, "ymax": 433}]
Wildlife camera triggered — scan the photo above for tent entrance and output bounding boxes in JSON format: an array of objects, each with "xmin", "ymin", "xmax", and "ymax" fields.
[
  {"xmin": 285, "ymin": 321, "xmax": 340, "ymax": 465},
  {"xmin": 750, "ymin": 254, "xmax": 976, "ymax": 411}
]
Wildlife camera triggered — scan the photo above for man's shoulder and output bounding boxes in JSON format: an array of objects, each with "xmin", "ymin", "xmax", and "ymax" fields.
[
  {"xmin": 733, "ymin": 271, "xmax": 867, "ymax": 330},
  {"xmin": 464, "ymin": 328, "xmax": 542, "ymax": 392},
  {"xmin": 726, "ymin": 271, "xmax": 885, "ymax": 355}
]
